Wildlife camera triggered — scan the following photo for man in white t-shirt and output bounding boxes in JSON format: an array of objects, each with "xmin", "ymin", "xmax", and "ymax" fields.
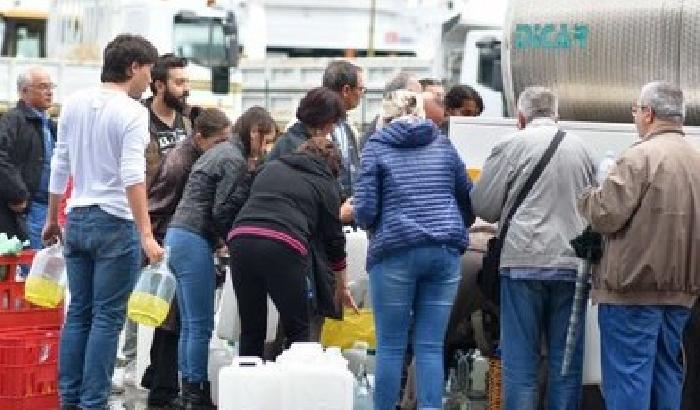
[{"xmin": 42, "ymin": 34, "xmax": 164, "ymax": 410}]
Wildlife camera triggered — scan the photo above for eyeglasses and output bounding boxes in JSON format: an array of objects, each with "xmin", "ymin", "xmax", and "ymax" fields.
[{"xmin": 31, "ymin": 83, "xmax": 57, "ymax": 91}]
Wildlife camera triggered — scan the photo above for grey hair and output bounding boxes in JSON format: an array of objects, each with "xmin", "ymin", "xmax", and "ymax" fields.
[
  {"xmin": 384, "ymin": 72, "xmax": 419, "ymax": 96},
  {"xmin": 639, "ymin": 81, "xmax": 685, "ymax": 124},
  {"xmin": 517, "ymin": 86, "xmax": 558, "ymax": 123},
  {"xmin": 16, "ymin": 67, "xmax": 45, "ymax": 93},
  {"xmin": 16, "ymin": 71, "xmax": 31, "ymax": 93}
]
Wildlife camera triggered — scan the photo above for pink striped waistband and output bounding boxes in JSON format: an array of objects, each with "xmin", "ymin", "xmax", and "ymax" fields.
[{"xmin": 227, "ymin": 226, "xmax": 308, "ymax": 257}]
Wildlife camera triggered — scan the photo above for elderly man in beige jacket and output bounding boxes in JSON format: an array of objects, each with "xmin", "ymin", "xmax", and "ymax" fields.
[{"xmin": 578, "ymin": 81, "xmax": 700, "ymax": 410}]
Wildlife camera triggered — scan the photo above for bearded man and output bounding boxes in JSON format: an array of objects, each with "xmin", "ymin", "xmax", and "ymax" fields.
[{"xmin": 144, "ymin": 53, "xmax": 192, "ymax": 181}]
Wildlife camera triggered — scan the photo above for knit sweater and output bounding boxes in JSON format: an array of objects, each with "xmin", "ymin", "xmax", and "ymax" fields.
[{"xmin": 353, "ymin": 118, "xmax": 474, "ymax": 270}]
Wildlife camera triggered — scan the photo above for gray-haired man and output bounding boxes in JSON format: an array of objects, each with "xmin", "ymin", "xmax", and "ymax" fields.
[
  {"xmin": 471, "ymin": 86, "xmax": 596, "ymax": 409},
  {"xmin": 578, "ymin": 81, "xmax": 700, "ymax": 410},
  {"xmin": 0, "ymin": 67, "xmax": 56, "ymax": 249}
]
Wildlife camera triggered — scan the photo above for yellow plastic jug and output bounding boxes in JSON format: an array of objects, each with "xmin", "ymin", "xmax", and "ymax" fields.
[
  {"xmin": 25, "ymin": 243, "xmax": 66, "ymax": 308},
  {"xmin": 127, "ymin": 248, "xmax": 176, "ymax": 327}
]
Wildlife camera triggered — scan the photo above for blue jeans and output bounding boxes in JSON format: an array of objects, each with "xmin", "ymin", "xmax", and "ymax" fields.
[
  {"xmin": 27, "ymin": 201, "xmax": 48, "ymax": 249},
  {"xmin": 165, "ymin": 227, "xmax": 215, "ymax": 383},
  {"xmin": 59, "ymin": 206, "xmax": 140, "ymax": 409},
  {"xmin": 369, "ymin": 245, "xmax": 461, "ymax": 410},
  {"xmin": 599, "ymin": 304, "xmax": 690, "ymax": 410},
  {"xmin": 500, "ymin": 276, "xmax": 584, "ymax": 410}
]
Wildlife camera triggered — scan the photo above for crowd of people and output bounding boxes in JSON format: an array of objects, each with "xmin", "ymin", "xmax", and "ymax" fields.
[{"xmin": 0, "ymin": 33, "xmax": 698, "ymax": 410}]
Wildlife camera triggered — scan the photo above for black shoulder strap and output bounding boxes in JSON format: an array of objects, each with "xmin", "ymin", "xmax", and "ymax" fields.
[{"xmin": 499, "ymin": 129, "xmax": 566, "ymax": 240}]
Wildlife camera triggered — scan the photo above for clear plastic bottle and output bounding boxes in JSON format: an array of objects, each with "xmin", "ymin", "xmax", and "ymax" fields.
[
  {"xmin": 25, "ymin": 243, "xmax": 66, "ymax": 308},
  {"xmin": 468, "ymin": 350, "xmax": 488, "ymax": 399},
  {"xmin": 444, "ymin": 367, "xmax": 468, "ymax": 410},
  {"xmin": 353, "ymin": 364, "xmax": 373, "ymax": 410},
  {"xmin": 344, "ymin": 340, "xmax": 369, "ymax": 377},
  {"xmin": 127, "ymin": 247, "xmax": 176, "ymax": 326},
  {"xmin": 597, "ymin": 150, "xmax": 617, "ymax": 186}
]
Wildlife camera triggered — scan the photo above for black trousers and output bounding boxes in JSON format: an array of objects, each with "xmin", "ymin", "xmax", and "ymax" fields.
[
  {"xmin": 228, "ymin": 235, "xmax": 311, "ymax": 358},
  {"xmin": 141, "ymin": 305, "xmax": 180, "ymax": 404}
]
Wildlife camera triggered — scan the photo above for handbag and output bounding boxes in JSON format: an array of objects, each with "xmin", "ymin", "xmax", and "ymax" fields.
[{"xmin": 477, "ymin": 129, "xmax": 566, "ymax": 306}]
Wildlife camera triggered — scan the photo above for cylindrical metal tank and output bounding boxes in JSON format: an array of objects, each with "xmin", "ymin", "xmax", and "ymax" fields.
[{"xmin": 503, "ymin": 0, "xmax": 700, "ymax": 125}]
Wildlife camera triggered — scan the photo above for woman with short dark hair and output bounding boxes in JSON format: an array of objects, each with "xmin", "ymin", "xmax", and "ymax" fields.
[
  {"xmin": 267, "ymin": 86, "xmax": 345, "ymax": 160},
  {"xmin": 227, "ymin": 137, "xmax": 356, "ymax": 358}
]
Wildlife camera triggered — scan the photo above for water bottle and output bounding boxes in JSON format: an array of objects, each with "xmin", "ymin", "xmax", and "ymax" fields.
[
  {"xmin": 344, "ymin": 340, "xmax": 369, "ymax": 377},
  {"xmin": 468, "ymin": 350, "xmax": 488, "ymax": 399},
  {"xmin": 444, "ymin": 367, "xmax": 468, "ymax": 410},
  {"xmin": 597, "ymin": 150, "xmax": 617, "ymax": 186},
  {"xmin": 127, "ymin": 247, "xmax": 176, "ymax": 326},
  {"xmin": 353, "ymin": 364, "xmax": 373, "ymax": 410},
  {"xmin": 25, "ymin": 242, "xmax": 66, "ymax": 308}
]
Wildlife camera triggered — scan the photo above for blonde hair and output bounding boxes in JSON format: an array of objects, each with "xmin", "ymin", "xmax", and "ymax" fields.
[{"xmin": 380, "ymin": 90, "xmax": 425, "ymax": 126}]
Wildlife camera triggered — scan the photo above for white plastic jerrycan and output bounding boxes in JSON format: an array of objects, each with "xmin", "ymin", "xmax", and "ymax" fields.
[
  {"xmin": 127, "ymin": 247, "xmax": 176, "ymax": 326},
  {"xmin": 278, "ymin": 343, "xmax": 354, "ymax": 410},
  {"xmin": 25, "ymin": 243, "xmax": 66, "ymax": 308},
  {"xmin": 219, "ymin": 357, "xmax": 283, "ymax": 410}
]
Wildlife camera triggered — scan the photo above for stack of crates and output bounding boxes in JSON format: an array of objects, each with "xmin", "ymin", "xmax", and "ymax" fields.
[{"xmin": 0, "ymin": 251, "xmax": 63, "ymax": 410}]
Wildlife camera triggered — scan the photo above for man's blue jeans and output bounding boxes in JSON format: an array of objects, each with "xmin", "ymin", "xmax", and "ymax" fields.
[
  {"xmin": 369, "ymin": 245, "xmax": 461, "ymax": 410},
  {"xmin": 27, "ymin": 201, "xmax": 48, "ymax": 250},
  {"xmin": 500, "ymin": 276, "xmax": 584, "ymax": 410},
  {"xmin": 59, "ymin": 206, "xmax": 141, "ymax": 409},
  {"xmin": 165, "ymin": 227, "xmax": 215, "ymax": 383},
  {"xmin": 599, "ymin": 304, "xmax": 690, "ymax": 410}
]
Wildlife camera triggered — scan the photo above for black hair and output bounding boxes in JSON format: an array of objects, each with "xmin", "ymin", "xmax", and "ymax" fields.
[
  {"xmin": 101, "ymin": 34, "xmax": 158, "ymax": 83},
  {"xmin": 150, "ymin": 53, "xmax": 188, "ymax": 94},
  {"xmin": 419, "ymin": 78, "xmax": 443, "ymax": 90},
  {"xmin": 445, "ymin": 84, "xmax": 484, "ymax": 114}
]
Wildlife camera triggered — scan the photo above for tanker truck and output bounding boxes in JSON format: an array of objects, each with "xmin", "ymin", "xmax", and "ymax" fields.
[
  {"xmin": 450, "ymin": 0, "xmax": 700, "ymax": 166},
  {"xmin": 448, "ymin": 0, "xmax": 700, "ymax": 406}
]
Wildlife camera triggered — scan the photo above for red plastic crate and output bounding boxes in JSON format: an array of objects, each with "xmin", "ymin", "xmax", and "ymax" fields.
[
  {"xmin": 0, "ymin": 251, "xmax": 63, "ymax": 329},
  {"xmin": 0, "ymin": 252, "xmax": 62, "ymax": 410},
  {"xmin": 0, "ymin": 328, "xmax": 60, "ymax": 410}
]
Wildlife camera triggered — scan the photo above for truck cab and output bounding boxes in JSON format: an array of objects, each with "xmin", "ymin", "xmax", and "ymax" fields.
[{"xmin": 0, "ymin": 1, "xmax": 47, "ymax": 58}]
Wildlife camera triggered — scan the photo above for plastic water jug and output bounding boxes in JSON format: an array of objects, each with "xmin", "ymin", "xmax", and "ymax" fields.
[
  {"xmin": 353, "ymin": 363, "xmax": 374, "ymax": 410},
  {"xmin": 344, "ymin": 340, "xmax": 369, "ymax": 376},
  {"xmin": 208, "ymin": 346, "xmax": 233, "ymax": 405},
  {"xmin": 25, "ymin": 243, "xmax": 66, "ymax": 308},
  {"xmin": 468, "ymin": 349, "xmax": 489, "ymax": 399},
  {"xmin": 279, "ymin": 343, "xmax": 354, "ymax": 410},
  {"xmin": 218, "ymin": 357, "xmax": 283, "ymax": 410},
  {"xmin": 127, "ymin": 248, "xmax": 176, "ymax": 326}
]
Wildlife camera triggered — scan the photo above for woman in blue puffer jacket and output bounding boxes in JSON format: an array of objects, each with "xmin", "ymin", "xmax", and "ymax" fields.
[{"xmin": 351, "ymin": 90, "xmax": 475, "ymax": 410}]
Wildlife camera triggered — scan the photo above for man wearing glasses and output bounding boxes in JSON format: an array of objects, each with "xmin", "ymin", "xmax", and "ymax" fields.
[
  {"xmin": 0, "ymin": 66, "xmax": 56, "ymax": 249},
  {"xmin": 321, "ymin": 60, "xmax": 365, "ymax": 201},
  {"xmin": 579, "ymin": 81, "xmax": 700, "ymax": 410}
]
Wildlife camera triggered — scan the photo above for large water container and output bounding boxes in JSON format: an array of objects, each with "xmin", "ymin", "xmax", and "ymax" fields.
[
  {"xmin": 279, "ymin": 343, "xmax": 354, "ymax": 410},
  {"xmin": 218, "ymin": 344, "xmax": 354, "ymax": 410},
  {"xmin": 25, "ymin": 243, "xmax": 66, "ymax": 308},
  {"xmin": 218, "ymin": 357, "xmax": 284, "ymax": 410},
  {"xmin": 208, "ymin": 346, "xmax": 234, "ymax": 405},
  {"xmin": 127, "ymin": 248, "xmax": 176, "ymax": 326},
  {"xmin": 503, "ymin": 0, "xmax": 700, "ymax": 125}
]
